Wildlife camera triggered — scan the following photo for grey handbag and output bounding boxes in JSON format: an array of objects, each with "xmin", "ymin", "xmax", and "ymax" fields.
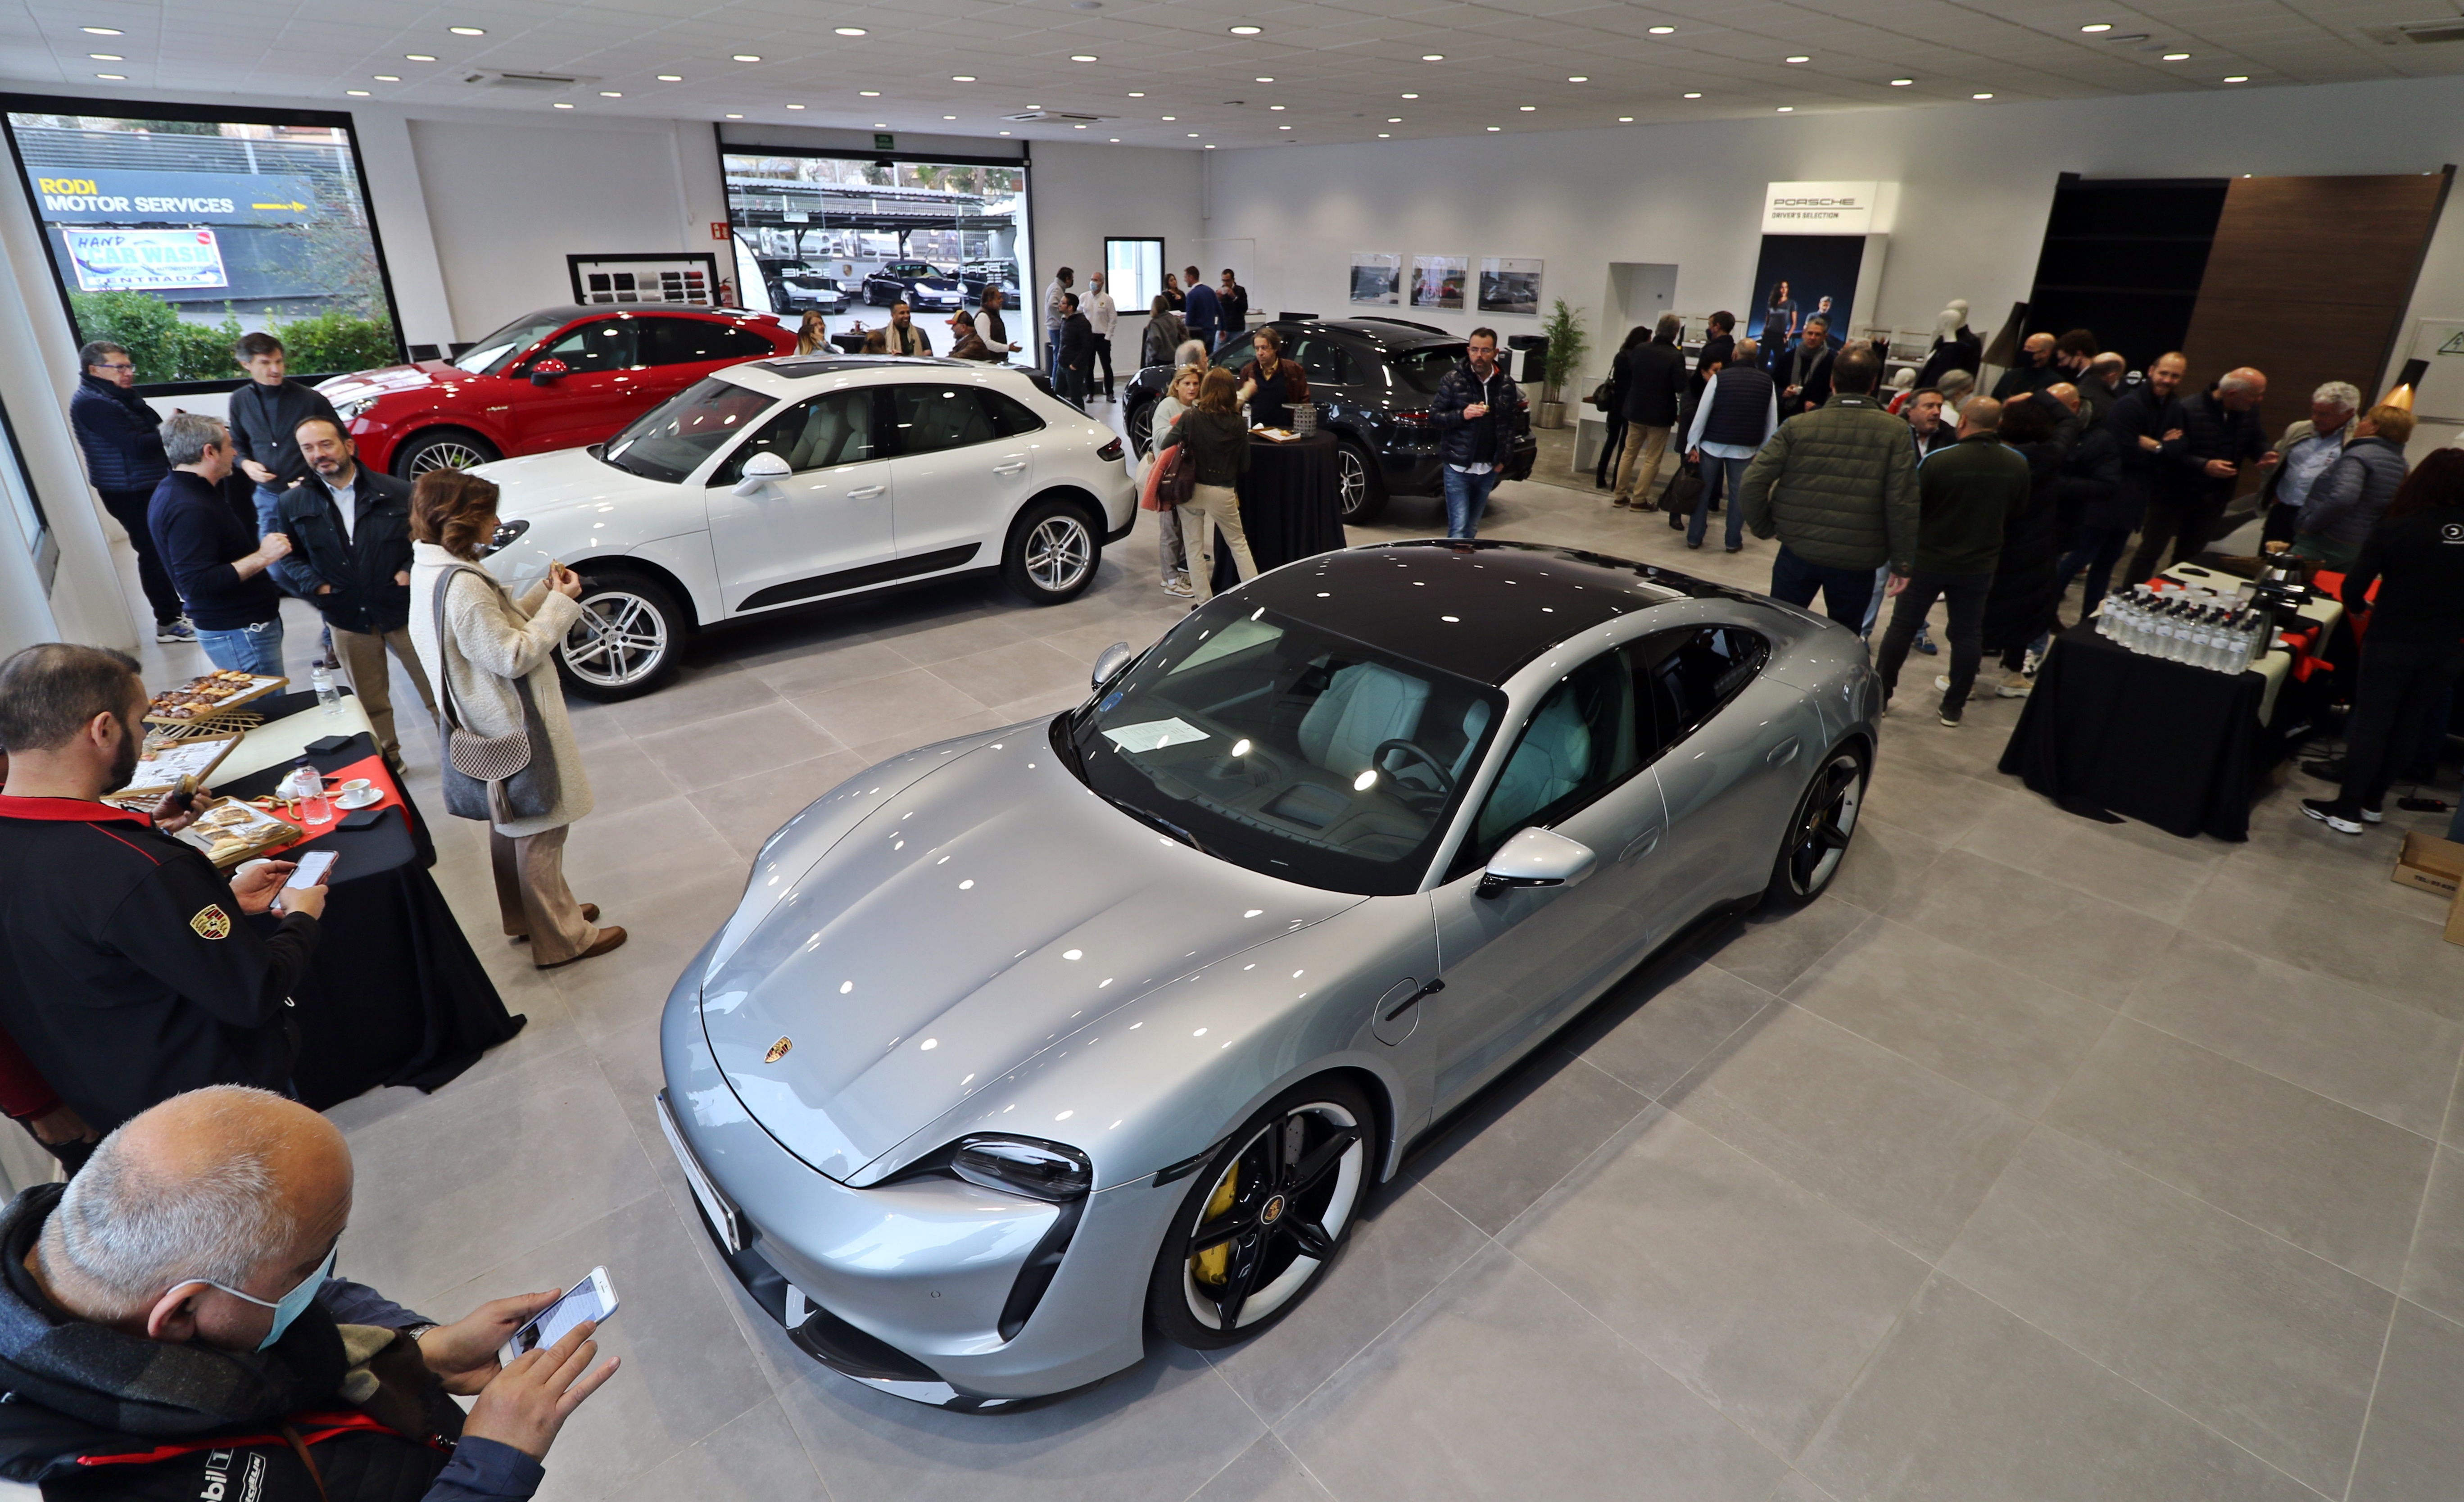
[{"xmin": 431, "ymin": 562, "xmax": 563, "ymax": 822}]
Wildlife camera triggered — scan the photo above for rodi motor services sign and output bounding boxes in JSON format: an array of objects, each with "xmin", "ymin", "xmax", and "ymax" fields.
[{"xmin": 24, "ymin": 168, "xmax": 318, "ymax": 225}]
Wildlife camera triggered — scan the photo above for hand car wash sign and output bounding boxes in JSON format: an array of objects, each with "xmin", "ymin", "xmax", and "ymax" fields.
[{"xmin": 26, "ymin": 167, "xmax": 317, "ymax": 292}]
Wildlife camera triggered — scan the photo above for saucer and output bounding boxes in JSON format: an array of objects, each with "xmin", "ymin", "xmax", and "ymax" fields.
[{"xmin": 336, "ymin": 787, "xmax": 384, "ymax": 809}]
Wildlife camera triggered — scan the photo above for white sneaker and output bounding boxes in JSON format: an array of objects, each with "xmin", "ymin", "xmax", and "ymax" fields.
[
  {"xmin": 1162, "ymin": 577, "xmax": 1195, "ymax": 598},
  {"xmin": 1995, "ymin": 675, "xmax": 2031, "ymax": 699}
]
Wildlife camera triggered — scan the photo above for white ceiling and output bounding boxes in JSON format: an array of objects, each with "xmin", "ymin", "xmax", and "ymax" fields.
[{"xmin": 4, "ymin": 0, "xmax": 2464, "ymax": 152}]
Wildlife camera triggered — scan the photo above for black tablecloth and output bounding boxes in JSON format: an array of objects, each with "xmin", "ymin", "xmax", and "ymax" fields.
[
  {"xmin": 1994, "ymin": 622, "xmax": 2320, "ymax": 841},
  {"xmin": 219, "ymin": 698, "xmax": 524, "ymax": 1107},
  {"xmin": 1210, "ymin": 431, "xmax": 1346, "ymax": 593}
]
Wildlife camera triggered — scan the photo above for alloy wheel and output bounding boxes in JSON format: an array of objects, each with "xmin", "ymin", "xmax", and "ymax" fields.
[
  {"xmin": 1788, "ymin": 753, "xmax": 1864, "ymax": 896},
  {"xmin": 561, "ymin": 586, "xmax": 670, "ymax": 689},
  {"xmin": 408, "ymin": 439, "xmax": 490, "ymax": 475},
  {"xmin": 1182, "ymin": 1100, "xmax": 1365, "ymax": 1332},
  {"xmin": 1024, "ymin": 514, "xmax": 1093, "ymax": 594},
  {"xmin": 1336, "ymin": 448, "xmax": 1369, "ymax": 519}
]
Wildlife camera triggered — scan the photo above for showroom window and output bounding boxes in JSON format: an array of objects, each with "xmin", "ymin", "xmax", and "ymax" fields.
[
  {"xmin": 718, "ymin": 143, "xmax": 1030, "ymax": 324},
  {"xmin": 1105, "ymin": 237, "xmax": 1163, "ymax": 312},
  {"xmin": 0, "ymin": 396, "xmax": 53, "ymax": 592},
  {"xmin": 1, "ymin": 93, "xmax": 404, "ymax": 390}
]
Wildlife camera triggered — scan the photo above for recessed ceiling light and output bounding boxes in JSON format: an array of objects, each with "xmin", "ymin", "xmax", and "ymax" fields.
[
  {"xmin": 94, "ymin": 73, "xmax": 124, "ymax": 80},
  {"xmin": 1518, "ymin": 104, "xmax": 1535, "ymax": 110},
  {"xmin": 874, "ymin": 122, "xmax": 887, "ymax": 127},
  {"xmin": 553, "ymin": 101, "xmax": 574, "ymax": 109},
  {"xmin": 1229, "ymin": 25, "xmax": 1263, "ymax": 36},
  {"xmin": 1070, "ymin": 54, "xmax": 1099, "ymax": 62},
  {"xmin": 1377, "ymin": 132, "xmax": 1389, "ymax": 137},
  {"xmin": 1400, "ymin": 92, "xmax": 1418, "ymax": 99},
  {"xmin": 1683, "ymin": 91, "xmax": 1702, "ymax": 99},
  {"xmin": 734, "ymin": 54, "xmax": 761, "ymax": 62},
  {"xmin": 1387, "ymin": 116, "xmax": 1401, "ymax": 122},
  {"xmin": 1786, "ymin": 55, "xmax": 1810, "ymax": 63},
  {"xmin": 448, "ymin": 26, "xmax": 485, "ymax": 36},
  {"xmin": 945, "ymin": 114, "xmax": 958, "ymax": 119},
  {"xmin": 1776, "ymin": 105, "xmax": 1793, "ymax": 112},
  {"xmin": 2162, "ymin": 51, "xmax": 2190, "ymax": 60},
  {"xmin": 998, "ymin": 129, "xmax": 1011, "ymax": 134},
  {"xmin": 1161, "ymin": 114, "xmax": 1176, "ymax": 120},
  {"xmin": 346, "ymin": 89, "xmax": 370, "ymax": 96},
  {"xmin": 1568, "ymin": 75, "xmax": 1587, "ymax": 82},
  {"xmin": 1422, "ymin": 53, "xmax": 1444, "ymax": 61},
  {"xmin": 1269, "ymin": 104, "xmax": 1284, "ymax": 109},
  {"xmin": 785, "ymin": 103, "xmax": 803, "ymax": 109},
  {"xmin": 2081, "ymin": 23, "xmax": 2112, "ymax": 32},
  {"xmin": 1110, "ymin": 136, "xmax": 1119, "ymax": 141},
  {"xmin": 1486, "ymin": 125, "xmax": 1500, "ymax": 131},
  {"xmin": 1890, "ymin": 78, "xmax": 1913, "ymax": 86},
  {"xmin": 602, "ymin": 91, "xmax": 623, "ymax": 97},
  {"xmin": 406, "ymin": 53, "xmax": 436, "ymax": 61},
  {"xmin": 1204, "ymin": 143, "xmax": 1215, "ymax": 148},
  {"xmin": 1128, "ymin": 91, "xmax": 1145, "ymax": 96},
  {"xmin": 2224, "ymin": 74, "xmax": 2249, "ymax": 82},
  {"xmin": 1972, "ymin": 91, "xmax": 1994, "ymax": 99},
  {"xmin": 1648, "ymin": 24, "xmax": 1675, "ymax": 34},
  {"xmin": 835, "ymin": 26, "xmax": 866, "ymax": 36},
  {"xmin": 952, "ymin": 74, "xmax": 975, "ymax": 82},
  {"xmin": 375, "ymin": 74, "xmax": 400, "ymax": 81},
  {"xmin": 81, "ymin": 26, "xmax": 122, "ymax": 35},
  {"xmin": 657, "ymin": 74, "xmax": 682, "ymax": 81},
  {"xmin": 860, "ymin": 90, "xmax": 879, "ymax": 95},
  {"xmin": 1277, "ymin": 124, "xmax": 1290, "ymax": 129},
  {"xmin": 1187, "ymin": 132, "xmax": 1198, "ymax": 136},
  {"xmin": 1617, "ymin": 115, "xmax": 1634, "ymax": 122},
  {"xmin": 88, "ymin": 52, "xmax": 122, "ymax": 60},
  {"xmin": 725, "ymin": 112, "xmax": 743, "ymax": 118},
  {"xmin": 1255, "ymin": 76, "xmax": 1273, "ymax": 82}
]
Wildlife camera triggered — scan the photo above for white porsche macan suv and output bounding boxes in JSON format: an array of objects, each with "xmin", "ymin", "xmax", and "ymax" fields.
[{"xmin": 472, "ymin": 355, "xmax": 1136, "ymax": 699}]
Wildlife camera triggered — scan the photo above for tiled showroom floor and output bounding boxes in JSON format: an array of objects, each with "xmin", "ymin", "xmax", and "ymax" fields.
[{"xmin": 104, "ymin": 413, "xmax": 2464, "ymax": 1502}]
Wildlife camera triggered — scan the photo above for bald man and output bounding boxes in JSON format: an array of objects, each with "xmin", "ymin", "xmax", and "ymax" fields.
[
  {"xmin": 2127, "ymin": 364, "xmax": 2270, "ymax": 585},
  {"xmin": 1991, "ymin": 332, "xmax": 2059, "ymax": 400},
  {"xmin": 0, "ymin": 1086, "xmax": 616, "ymax": 1500}
]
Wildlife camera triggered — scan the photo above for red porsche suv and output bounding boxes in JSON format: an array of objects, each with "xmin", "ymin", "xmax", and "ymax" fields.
[{"xmin": 317, "ymin": 305, "xmax": 798, "ymax": 477}]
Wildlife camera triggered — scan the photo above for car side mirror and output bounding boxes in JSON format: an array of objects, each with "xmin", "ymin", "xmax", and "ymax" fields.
[
  {"xmin": 528, "ymin": 357, "xmax": 570, "ymax": 386},
  {"xmin": 733, "ymin": 450, "xmax": 792, "ymax": 495},
  {"xmin": 1090, "ymin": 640, "xmax": 1134, "ymax": 691},
  {"xmin": 1477, "ymin": 827, "xmax": 1597, "ymax": 900}
]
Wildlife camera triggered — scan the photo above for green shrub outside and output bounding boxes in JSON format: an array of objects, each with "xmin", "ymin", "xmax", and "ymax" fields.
[{"xmin": 69, "ymin": 291, "xmax": 399, "ymax": 384}]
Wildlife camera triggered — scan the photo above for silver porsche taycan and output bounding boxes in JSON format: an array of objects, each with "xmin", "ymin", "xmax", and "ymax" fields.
[{"xmin": 657, "ymin": 540, "xmax": 1880, "ymax": 1407}]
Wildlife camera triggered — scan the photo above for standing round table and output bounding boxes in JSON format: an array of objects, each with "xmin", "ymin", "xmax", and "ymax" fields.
[{"xmin": 1209, "ymin": 430, "xmax": 1347, "ymax": 594}]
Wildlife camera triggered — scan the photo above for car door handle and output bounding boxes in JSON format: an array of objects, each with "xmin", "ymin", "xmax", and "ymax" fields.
[
  {"xmin": 992, "ymin": 460, "xmax": 1027, "ymax": 476},
  {"xmin": 1766, "ymin": 736, "xmax": 1801, "ymax": 766},
  {"xmin": 846, "ymin": 485, "xmax": 885, "ymax": 499},
  {"xmin": 1383, "ymin": 977, "xmax": 1444, "ymax": 1021},
  {"xmin": 1618, "ymin": 829, "xmax": 1661, "ymax": 863}
]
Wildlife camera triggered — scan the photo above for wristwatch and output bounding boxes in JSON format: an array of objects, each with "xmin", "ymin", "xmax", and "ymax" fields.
[{"xmin": 404, "ymin": 1322, "xmax": 438, "ymax": 1344}]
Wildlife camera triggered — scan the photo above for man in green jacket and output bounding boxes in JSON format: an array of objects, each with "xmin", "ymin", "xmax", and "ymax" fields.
[
  {"xmin": 1872, "ymin": 397, "xmax": 2032, "ymax": 725},
  {"xmin": 1739, "ymin": 346, "xmax": 1919, "ymax": 628}
]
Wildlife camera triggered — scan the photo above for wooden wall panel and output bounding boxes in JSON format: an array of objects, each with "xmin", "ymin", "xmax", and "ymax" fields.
[{"xmin": 2179, "ymin": 171, "xmax": 2450, "ymax": 442}]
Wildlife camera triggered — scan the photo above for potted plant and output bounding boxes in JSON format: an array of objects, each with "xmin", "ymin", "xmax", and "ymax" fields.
[{"xmin": 1536, "ymin": 298, "xmax": 1587, "ymax": 430}]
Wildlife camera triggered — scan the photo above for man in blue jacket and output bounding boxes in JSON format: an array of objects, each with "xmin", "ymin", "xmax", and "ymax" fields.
[
  {"xmin": 67, "ymin": 342, "xmax": 191, "ymax": 643},
  {"xmin": 146, "ymin": 415, "xmax": 292, "ymax": 676},
  {"xmin": 1431, "ymin": 328, "xmax": 1531, "ymax": 541},
  {"xmin": 1182, "ymin": 263, "xmax": 1222, "ymax": 357},
  {"xmin": 0, "ymin": 1086, "xmax": 616, "ymax": 1502}
]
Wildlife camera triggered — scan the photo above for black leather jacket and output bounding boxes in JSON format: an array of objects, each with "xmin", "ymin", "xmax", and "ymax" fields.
[{"xmin": 275, "ymin": 466, "xmax": 417, "ymax": 634}]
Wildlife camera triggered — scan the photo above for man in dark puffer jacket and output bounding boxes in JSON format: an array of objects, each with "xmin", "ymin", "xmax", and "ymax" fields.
[
  {"xmin": 0, "ymin": 1088, "xmax": 615, "ymax": 1502},
  {"xmin": 1739, "ymin": 345, "xmax": 1919, "ymax": 627},
  {"xmin": 67, "ymin": 343, "xmax": 189, "ymax": 643}
]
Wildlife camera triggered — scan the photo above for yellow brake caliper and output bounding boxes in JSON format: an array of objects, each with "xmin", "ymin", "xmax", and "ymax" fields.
[{"xmin": 1194, "ymin": 1162, "xmax": 1238, "ymax": 1284}]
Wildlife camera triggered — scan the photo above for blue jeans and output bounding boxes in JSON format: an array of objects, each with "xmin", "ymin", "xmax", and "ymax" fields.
[
  {"xmin": 251, "ymin": 483, "xmax": 290, "ymax": 537},
  {"xmin": 1688, "ymin": 454, "xmax": 1751, "ymax": 549},
  {"xmin": 1444, "ymin": 466, "xmax": 1501, "ymax": 540},
  {"xmin": 1768, "ymin": 545, "xmax": 1877, "ymax": 630},
  {"xmin": 196, "ymin": 617, "xmax": 285, "ymax": 676}
]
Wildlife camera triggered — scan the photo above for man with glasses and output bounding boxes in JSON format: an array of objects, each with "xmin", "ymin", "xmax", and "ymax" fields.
[
  {"xmin": 68, "ymin": 342, "xmax": 192, "ymax": 644},
  {"xmin": 0, "ymin": 1086, "xmax": 617, "ymax": 1500}
]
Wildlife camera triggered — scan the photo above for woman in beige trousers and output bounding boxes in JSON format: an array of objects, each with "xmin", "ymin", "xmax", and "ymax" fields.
[
  {"xmin": 1164, "ymin": 367, "xmax": 1257, "ymax": 603},
  {"xmin": 407, "ymin": 470, "xmax": 625, "ymax": 967}
]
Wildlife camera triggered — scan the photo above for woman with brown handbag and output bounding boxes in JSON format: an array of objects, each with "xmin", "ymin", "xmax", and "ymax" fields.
[{"xmin": 408, "ymin": 470, "xmax": 623, "ymax": 967}]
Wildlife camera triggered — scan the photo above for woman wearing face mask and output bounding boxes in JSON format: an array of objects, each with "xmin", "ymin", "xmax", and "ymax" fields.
[{"xmin": 1236, "ymin": 328, "xmax": 1311, "ymax": 429}]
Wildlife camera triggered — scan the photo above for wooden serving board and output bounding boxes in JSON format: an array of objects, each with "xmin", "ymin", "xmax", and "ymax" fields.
[
  {"xmin": 112, "ymin": 733, "xmax": 244, "ymax": 799},
  {"xmin": 144, "ymin": 671, "xmax": 287, "ymax": 726}
]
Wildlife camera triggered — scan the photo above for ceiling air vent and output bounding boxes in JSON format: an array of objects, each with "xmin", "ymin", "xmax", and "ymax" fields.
[
  {"xmin": 462, "ymin": 69, "xmax": 598, "ymax": 89},
  {"xmin": 1002, "ymin": 108, "xmax": 1110, "ymax": 123},
  {"xmin": 2360, "ymin": 20, "xmax": 2464, "ymax": 45}
]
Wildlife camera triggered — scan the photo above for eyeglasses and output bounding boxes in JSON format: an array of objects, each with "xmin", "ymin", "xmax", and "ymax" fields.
[{"xmin": 94, "ymin": 362, "xmax": 135, "ymax": 373}]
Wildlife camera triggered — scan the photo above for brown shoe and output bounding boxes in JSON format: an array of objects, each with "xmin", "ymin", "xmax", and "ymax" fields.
[
  {"xmin": 540, "ymin": 926, "xmax": 627, "ymax": 968},
  {"xmin": 580, "ymin": 904, "xmax": 600, "ymax": 923},
  {"xmin": 1610, "ymin": 496, "xmax": 1630, "ymax": 508}
]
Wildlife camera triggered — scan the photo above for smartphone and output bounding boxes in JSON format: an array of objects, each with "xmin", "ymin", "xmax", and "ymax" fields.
[
  {"xmin": 498, "ymin": 1267, "xmax": 617, "ymax": 1366},
  {"xmin": 285, "ymin": 850, "xmax": 339, "ymax": 889}
]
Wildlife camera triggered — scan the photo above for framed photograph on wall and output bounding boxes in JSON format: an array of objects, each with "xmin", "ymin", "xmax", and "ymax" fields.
[
  {"xmin": 1410, "ymin": 254, "xmax": 1465, "ymax": 310},
  {"xmin": 1349, "ymin": 252, "xmax": 1401, "ymax": 305},
  {"xmin": 1477, "ymin": 257, "xmax": 1543, "ymax": 315}
]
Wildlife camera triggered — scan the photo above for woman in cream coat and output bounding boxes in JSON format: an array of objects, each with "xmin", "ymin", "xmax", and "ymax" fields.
[{"xmin": 408, "ymin": 469, "xmax": 625, "ymax": 967}]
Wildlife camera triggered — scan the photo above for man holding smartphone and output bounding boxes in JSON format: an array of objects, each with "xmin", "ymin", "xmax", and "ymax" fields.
[{"xmin": 0, "ymin": 645, "xmax": 328, "ymax": 1137}]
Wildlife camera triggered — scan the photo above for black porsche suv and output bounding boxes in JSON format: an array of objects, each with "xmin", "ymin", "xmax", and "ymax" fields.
[{"xmin": 1120, "ymin": 318, "xmax": 1537, "ymax": 524}]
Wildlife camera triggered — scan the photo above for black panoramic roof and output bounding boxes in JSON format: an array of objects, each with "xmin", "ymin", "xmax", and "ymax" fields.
[
  {"xmin": 1265, "ymin": 316, "xmax": 1462, "ymax": 349},
  {"xmin": 1238, "ymin": 541, "xmax": 1740, "ymax": 686},
  {"xmin": 747, "ymin": 354, "xmax": 975, "ymax": 376}
]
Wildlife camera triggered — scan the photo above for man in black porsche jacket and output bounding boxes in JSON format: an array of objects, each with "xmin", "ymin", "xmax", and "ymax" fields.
[
  {"xmin": 0, "ymin": 644, "xmax": 324, "ymax": 1137},
  {"xmin": 2124, "ymin": 364, "xmax": 2270, "ymax": 587},
  {"xmin": 275, "ymin": 418, "xmax": 435, "ymax": 766}
]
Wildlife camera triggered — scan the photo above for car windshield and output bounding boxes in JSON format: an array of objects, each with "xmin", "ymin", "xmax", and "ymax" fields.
[
  {"xmin": 1386, "ymin": 344, "xmax": 1467, "ymax": 397},
  {"xmin": 452, "ymin": 313, "xmax": 572, "ymax": 376},
  {"xmin": 1058, "ymin": 595, "xmax": 1503, "ymax": 896},
  {"xmin": 601, "ymin": 377, "xmax": 780, "ymax": 484}
]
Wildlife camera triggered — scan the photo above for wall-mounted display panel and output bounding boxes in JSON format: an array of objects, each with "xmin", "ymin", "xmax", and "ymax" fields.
[{"xmin": 1, "ymin": 94, "xmax": 404, "ymax": 390}]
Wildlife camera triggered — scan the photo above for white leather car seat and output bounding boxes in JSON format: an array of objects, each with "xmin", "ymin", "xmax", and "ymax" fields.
[
  {"xmin": 1476, "ymin": 688, "xmax": 1593, "ymax": 847},
  {"xmin": 1298, "ymin": 663, "xmax": 1430, "ymax": 778}
]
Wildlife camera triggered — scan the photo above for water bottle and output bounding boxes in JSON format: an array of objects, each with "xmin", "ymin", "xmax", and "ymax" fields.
[{"xmin": 312, "ymin": 662, "xmax": 340, "ymax": 715}]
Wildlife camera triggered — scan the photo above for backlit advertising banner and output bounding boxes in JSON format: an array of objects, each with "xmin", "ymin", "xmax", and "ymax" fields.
[{"xmin": 61, "ymin": 227, "xmax": 228, "ymax": 291}]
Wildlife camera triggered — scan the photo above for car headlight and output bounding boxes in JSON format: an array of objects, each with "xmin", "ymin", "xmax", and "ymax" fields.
[
  {"xmin": 333, "ymin": 394, "xmax": 377, "ymax": 422},
  {"xmin": 904, "ymin": 1135, "xmax": 1093, "ymax": 1202},
  {"xmin": 480, "ymin": 517, "xmax": 531, "ymax": 556}
]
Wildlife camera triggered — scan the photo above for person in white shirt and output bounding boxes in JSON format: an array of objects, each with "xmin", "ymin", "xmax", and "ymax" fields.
[
  {"xmin": 1681, "ymin": 338, "xmax": 1778, "ymax": 553},
  {"xmin": 1087, "ymin": 272, "xmax": 1119, "ymax": 401}
]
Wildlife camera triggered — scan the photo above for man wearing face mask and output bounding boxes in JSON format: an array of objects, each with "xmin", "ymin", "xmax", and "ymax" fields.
[
  {"xmin": 0, "ymin": 1086, "xmax": 616, "ymax": 1500},
  {"xmin": 0, "ymin": 645, "xmax": 324, "ymax": 1140}
]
